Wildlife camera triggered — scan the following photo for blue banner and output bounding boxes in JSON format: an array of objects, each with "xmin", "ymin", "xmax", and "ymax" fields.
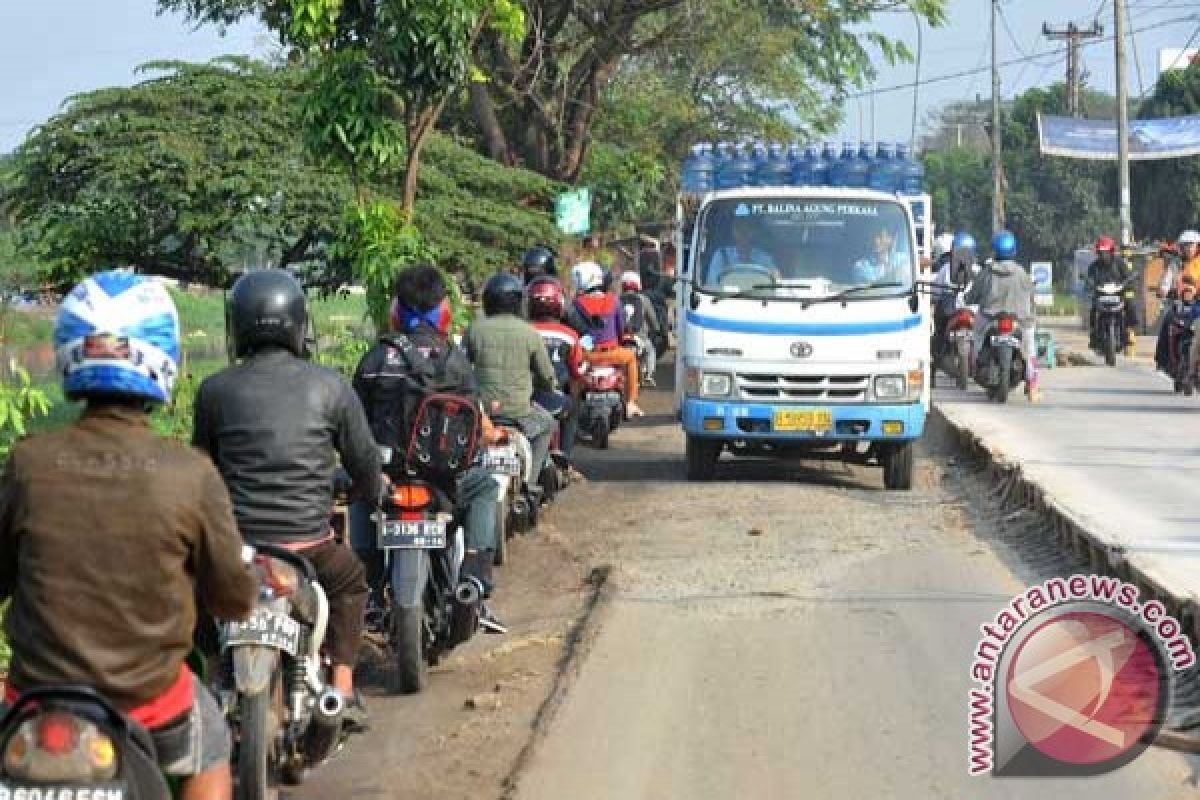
[{"xmin": 1038, "ymin": 112, "xmax": 1200, "ymax": 160}]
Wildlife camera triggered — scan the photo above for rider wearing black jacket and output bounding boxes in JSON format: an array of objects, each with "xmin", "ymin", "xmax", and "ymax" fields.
[{"xmin": 192, "ymin": 269, "xmax": 382, "ymax": 726}]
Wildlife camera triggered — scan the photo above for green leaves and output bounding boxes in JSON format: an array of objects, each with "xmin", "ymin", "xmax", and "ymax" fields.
[
  {"xmin": 301, "ymin": 48, "xmax": 405, "ymax": 173},
  {"xmin": 0, "ymin": 361, "xmax": 51, "ymax": 461},
  {"xmin": 287, "ymin": 0, "xmax": 343, "ymax": 46}
]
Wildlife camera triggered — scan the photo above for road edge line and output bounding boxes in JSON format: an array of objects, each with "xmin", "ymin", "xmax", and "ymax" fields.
[{"xmin": 499, "ymin": 564, "xmax": 617, "ymax": 798}]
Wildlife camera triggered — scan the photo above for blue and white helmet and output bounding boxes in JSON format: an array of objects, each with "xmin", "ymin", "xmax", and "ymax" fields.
[{"xmin": 54, "ymin": 271, "xmax": 181, "ymax": 404}]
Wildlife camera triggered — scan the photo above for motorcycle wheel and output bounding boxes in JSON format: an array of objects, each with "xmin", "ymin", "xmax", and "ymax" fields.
[
  {"xmin": 1104, "ymin": 321, "xmax": 1117, "ymax": 367},
  {"xmin": 236, "ymin": 683, "xmax": 280, "ymax": 800},
  {"xmin": 390, "ymin": 605, "xmax": 427, "ymax": 694},
  {"xmin": 994, "ymin": 347, "xmax": 1012, "ymax": 404},
  {"xmin": 594, "ymin": 418, "xmax": 610, "ymax": 450},
  {"xmin": 492, "ymin": 501, "xmax": 508, "ymax": 566},
  {"xmin": 955, "ymin": 339, "xmax": 970, "ymax": 391},
  {"xmin": 881, "ymin": 441, "xmax": 914, "ymax": 491}
]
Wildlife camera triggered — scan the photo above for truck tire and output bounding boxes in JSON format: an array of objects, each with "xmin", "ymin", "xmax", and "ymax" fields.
[
  {"xmin": 882, "ymin": 441, "xmax": 914, "ymax": 490},
  {"xmin": 685, "ymin": 435, "xmax": 720, "ymax": 481}
]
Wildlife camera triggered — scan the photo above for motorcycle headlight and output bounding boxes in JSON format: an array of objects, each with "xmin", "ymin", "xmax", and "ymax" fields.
[{"xmin": 874, "ymin": 375, "xmax": 906, "ymax": 400}]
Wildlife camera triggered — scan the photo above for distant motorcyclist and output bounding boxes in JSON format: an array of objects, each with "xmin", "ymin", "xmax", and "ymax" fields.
[
  {"xmin": 522, "ymin": 246, "xmax": 559, "ymax": 284},
  {"xmin": 571, "ymin": 261, "xmax": 645, "ymax": 417},
  {"xmin": 350, "ymin": 265, "xmax": 505, "ymax": 628},
  {"xmin": 619, "ymin": 270, "xmax": 661, "ymax": 386},
  {"xmin": 1086, "ymin": 236, "xmax": 1138, "ymax": 353},
  {"xmin": 527, "ymin": 276, "xmax": 585, "ymax": 471},
  {"xmin": 465, "ymin": 273, "xmax": 559, "ymax": 479},
  {"xmin": 1, "ymin": 271, "xmax": 257, "ymax": 800},
  {"xmin": 193, "ymin": 270, "xmax": 382, "ymax": 729},
  {"xmin": 931, "ymin": 232, "xmax": 980, "ymax": 361},
  {"xmin": 965, "ymin": 231, "xmax": 1039, "ymax": 403}
]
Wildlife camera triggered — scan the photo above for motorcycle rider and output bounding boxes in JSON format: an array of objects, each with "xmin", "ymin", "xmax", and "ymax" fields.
[
  {"xmin": 0, "ymin": 271, "xmax": 257, "ymax": 800},
  {"xmin": 1086, "ymin": 235, "xmax": 1139, "ymax": 354},
  {"xmin": 464, "ymin": 272, "xmax": 560, "ymax": 483},
  {"xmin": 527, "ymin": 276, "xmax": 585, "ymax": 470},
  {"xmin": 965, "ymin": 230, "xmax": 1040, "ymax": 403},
  {"xmin": 351, "ymin": 264, "xmax": 506, "ymax": 630},
  {"xmin": 522, "ymin": 245, "xmax": 559, "ymax": 284},
  {"xmin": 619, "ymin": 270, "xmax": 662, "ymax": 387},
  {"xmin": 930, "ymin": 231, "xmax": 973, "ymax": 366},
  {"xmin": 192, "ymin": 269, "xmax": 382, "ymax": 729},
  {"xmin": 571, "ymin": 261, "xmax": 645, "ymax": 418}
]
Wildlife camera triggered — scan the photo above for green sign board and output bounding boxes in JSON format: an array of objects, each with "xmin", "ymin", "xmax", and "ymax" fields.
[{"xmin": 554, "ymin": 188, "xmax": 592, "ymax": 236}]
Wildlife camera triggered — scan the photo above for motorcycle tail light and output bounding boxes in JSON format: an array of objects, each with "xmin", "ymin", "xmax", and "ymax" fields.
[
  {"xmin": 952, "ymin": 310, "xmax": 973, "ymax": 329},
  {"xmin": 997, "ymin": 317, "xmax": 1015, "ymax": 334},
  {"xmin": 254, "ymin": 556, "xmax": 300, "ymax": 598},
  {"xmin": 36, "ymin": 713, "xmax": 78, "ymax": 756},
  {"xmin": 390, "ymin": 484, "xmax": 433, "ymax": 510}
]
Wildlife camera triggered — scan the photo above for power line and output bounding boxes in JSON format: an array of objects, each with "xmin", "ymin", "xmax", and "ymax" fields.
[
  {"xmin": 847, "ymin": 12, "xmax": 1198, "ymax": 99},
  {"xmin": 998, "ymin": 5, "xmax": 1027, "ymax": 57}
]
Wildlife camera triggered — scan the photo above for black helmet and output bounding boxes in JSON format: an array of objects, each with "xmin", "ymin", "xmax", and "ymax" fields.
[
  {"xmin": 227, "ymin": 269, "xmax": 308, "ymax": 359},
  {"xmin": 521, "ymin": 246, "xmax": 558, "ymax": 283},
  {"xmin": 482, "ymin": 272, "xmax": 525, "ymax": 317}
]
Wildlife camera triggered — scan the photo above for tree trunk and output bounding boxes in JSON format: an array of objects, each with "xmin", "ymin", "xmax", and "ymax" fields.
[{"xmin": 469, "ymin": 80, "xmax": 512, "ymax": 165}]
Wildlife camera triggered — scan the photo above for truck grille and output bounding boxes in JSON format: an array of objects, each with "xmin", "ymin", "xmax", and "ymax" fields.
[{"xmin": 736, "ymin": 373, "xmax": 870, "ymax": 402}]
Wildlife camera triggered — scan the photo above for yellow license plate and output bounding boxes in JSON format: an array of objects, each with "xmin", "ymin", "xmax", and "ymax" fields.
[{"xmin": 773, "ymin": 409, "xmax": 833, "ymax": 432}]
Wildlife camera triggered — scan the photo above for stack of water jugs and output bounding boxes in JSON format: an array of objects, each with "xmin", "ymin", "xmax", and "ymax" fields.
[{"xmin": 680, "ymin": 139, "xmax": 925, "ymax": 195}]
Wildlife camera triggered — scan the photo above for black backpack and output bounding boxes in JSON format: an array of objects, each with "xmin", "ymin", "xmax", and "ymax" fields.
[{"xmin": 620, "ymin": 291, "xmax": 645, "ymax": 334}]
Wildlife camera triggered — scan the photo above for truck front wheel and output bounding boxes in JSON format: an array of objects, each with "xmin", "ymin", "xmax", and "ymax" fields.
[
  {"xmin": 685, "ymin": 435, "xmax": 721, "ymax": 481},
  {"xmin": 882, "ymin": 441, "xmax": 914, "ymax": 490}
]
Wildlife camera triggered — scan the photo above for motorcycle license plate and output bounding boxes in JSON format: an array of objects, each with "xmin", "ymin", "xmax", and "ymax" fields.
[
  {"xmin": 223, "ymin": 608, "xmax": 301, "ymax": 656},
  {"xmin": 586, "ymin": 391, "xmax": 621, "ymax": 406},
  {"xmin": 0, "ymin": 782, "xmax": 128, "ymax": 799},
  {"xmin": 379, "ymin": 518, "xmax": 447, "ymax": 550},
  {"xmin": 773, "ymin": 409, "xmax": 833, "ymax": 433},
  {"xmin": 482, "ymin": 448, "xmax": 521, "ymax": 476},
  {"xmin": 991, "ymin": 334, "xmax": 1020, "ymax": 346}
]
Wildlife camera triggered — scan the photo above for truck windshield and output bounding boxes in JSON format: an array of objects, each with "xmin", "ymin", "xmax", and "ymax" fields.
[{"xmin": 695, "ymin": 198, "xmax": 916, "ymax": 300}]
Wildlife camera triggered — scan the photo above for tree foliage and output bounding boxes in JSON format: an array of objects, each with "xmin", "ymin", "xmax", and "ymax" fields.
[
  {"xmin": 1134, "ymin": 62, "xmax": 1200, "ymax": 239},
  {"xmin": 467, "ymin": 0, "xmax": 946, "ymax": 183},
  {"xmin": 2, "ymin": 59, "xmax": 562, "ymax": 289}
]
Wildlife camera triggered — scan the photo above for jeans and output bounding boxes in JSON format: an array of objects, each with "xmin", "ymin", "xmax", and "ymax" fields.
[
  {"xmin": 514, "ymin": 406, "xmax": 556, "ymax": 480},
  {"xmin": 634, "ymin": 334, "xmax": 657, "ymax": 381},
  {"xmin": 350, "ymin": 466, "xmax": 500, "ymax": 597}
]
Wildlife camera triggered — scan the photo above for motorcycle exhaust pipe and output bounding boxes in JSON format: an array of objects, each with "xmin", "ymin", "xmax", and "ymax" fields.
[
  {"xmin": 302, "ymin": 688, "xmax": 345, "ymax": 766},
  {"xmin": 449, "ymin": 578, "xmax": 483, "ymax": 645}
]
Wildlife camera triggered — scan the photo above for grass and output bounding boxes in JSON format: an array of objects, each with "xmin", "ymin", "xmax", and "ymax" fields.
[
  {"xmin": 0, "ymin": 307, "xmax": 53, "ymax": 346},
  {"xmin": 1037, "ymin": 292, "xmax": 1079, "ymax": 317}
]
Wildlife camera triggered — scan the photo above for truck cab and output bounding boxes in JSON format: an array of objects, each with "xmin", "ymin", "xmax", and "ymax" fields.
[{"xmin": 674, "ymin": 188, "xmax": 932, "ymax": 489}]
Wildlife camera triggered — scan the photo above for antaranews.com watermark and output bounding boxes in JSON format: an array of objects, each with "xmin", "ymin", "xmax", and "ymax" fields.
[{"xmin": 968, "ymin": 574, "xmax": 1196, "ymax": 777}]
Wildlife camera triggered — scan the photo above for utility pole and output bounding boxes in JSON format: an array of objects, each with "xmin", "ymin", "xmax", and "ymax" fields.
[
  {"xmin": 1042, "ymin": 21, "xmax": 1103, "ymax": 117},
  {"xmin": 991, "ymin": 0, "xmax": 1004, "ymax": 233},
  {"xmin": 1114, "ymin": 0, "xmax": 1133, "ymax": 246}
]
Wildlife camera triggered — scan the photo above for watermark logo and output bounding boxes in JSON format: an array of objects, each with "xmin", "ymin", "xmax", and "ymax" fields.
[{"xmin": 968, "ymin": 575, "xmax": 1195, "ymax": 777}]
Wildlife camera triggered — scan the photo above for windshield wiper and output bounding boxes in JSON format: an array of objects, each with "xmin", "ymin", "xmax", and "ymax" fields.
[{"xmin": 800, "ymin": 281, "xmax": 905, "ymax": 310}]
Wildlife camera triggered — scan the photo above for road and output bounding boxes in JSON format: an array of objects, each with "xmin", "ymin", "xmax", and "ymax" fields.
[
  {"xmin": 504, "ymin": 362, "xmax": 1199, "ymax": 798},
  {"xmin": 294, "ymin": 344, "xmax": 1200, "ymax": 799}
]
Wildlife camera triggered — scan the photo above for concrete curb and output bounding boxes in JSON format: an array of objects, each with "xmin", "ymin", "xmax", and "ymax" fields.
[{"xmin": 930, "ymin": 404, "xmax": 1200, "ymax": 737}]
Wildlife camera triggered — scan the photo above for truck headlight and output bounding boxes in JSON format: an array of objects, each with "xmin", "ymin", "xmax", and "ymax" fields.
[
  {"xmin": 874, "ymin": 375, "xmax": 906, "ymax": 400},
  {"xmin": 700, "ymin": 372, "xmax": 733, "ymax": 397}
]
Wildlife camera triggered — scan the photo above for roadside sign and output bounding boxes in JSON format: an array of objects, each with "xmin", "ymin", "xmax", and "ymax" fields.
[
  {"xmin": 1031, "ymin": 261, "xmax": 1054, "ymax": 306},
  {"xmin": 554, "ymin": 188, "xmax": 591, "ymax": 236}
]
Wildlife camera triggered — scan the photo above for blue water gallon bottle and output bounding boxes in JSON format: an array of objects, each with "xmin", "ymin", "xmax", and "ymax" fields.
[
  {"xmin": 843, "ymin": 142, "xmax": 870, "ymax": 187},
  {"xmin": 868, "ymin": 142, "xmax": 896, "ymax": 192},
  {"xmin": 716, "ymin": 143, "xmax": 755, "ymax": 189},
  {"xmin": 816, "ymin": 142, "xmax": 837, "ymax": 185},
  {"xmin": 756, "ymin": 142, "xmax": 791, "ymax": 186},
  {"xmin": 895, "ymin": 143, "xmax": 926, "ymax": 195},
  {"xmin": 681, "ymin": 143, "xmax": 715, "ymax": 193},
  {"xmin": 828, "ymin": 142, "xmax": 856, "ymax": 187},
  {"xmin": 791, "ymin": 144, "xmax": 816, "ymax": 186}
]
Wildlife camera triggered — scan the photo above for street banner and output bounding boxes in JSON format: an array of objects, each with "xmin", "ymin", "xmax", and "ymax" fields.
[{"xmin": 1038, "ymin": 112, "xmax": 1200, "ymax": 160}]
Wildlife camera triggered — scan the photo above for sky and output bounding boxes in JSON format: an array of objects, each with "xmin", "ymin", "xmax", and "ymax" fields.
[
  {"xmin": 0, "ymin": 0, "xmax": 268, "ymax": 153},
  {"xmin": 837, "ymin": 0, "xmax": 1200, "ymax": 148},
  {"xmin": 1, "ymin": 0, "xmax": 1198, "ymax": 155}
]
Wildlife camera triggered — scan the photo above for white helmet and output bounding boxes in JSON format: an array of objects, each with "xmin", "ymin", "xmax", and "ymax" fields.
[
  {"xmin": 571, "ymin": 261, "xmax": 605, "ymax": 293},
  {"xmin": 1179, "ymin": 230, "xmax": 1200, "ymax": 245},
  {"xmin": 620, "ymin": 271, "xmax": 642, "ymax": 292},
  {"xmin": 932, "ymin": 233, "xmax": 955, "ymax": 260}
]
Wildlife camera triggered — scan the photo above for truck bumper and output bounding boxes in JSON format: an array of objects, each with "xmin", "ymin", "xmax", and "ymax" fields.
[{"xmin": 682, "ymin": 398, "xmax": 925, "ymax": 441}]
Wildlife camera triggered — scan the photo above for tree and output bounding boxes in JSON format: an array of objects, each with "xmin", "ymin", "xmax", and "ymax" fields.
[
  {"xmin": 1134, "ymin": 61, "xmax": 1200, "ymax": 239},
  {"xmin": 468, "ymin": 0, "xmax": 946, "ymax": 183},
  {"xmin": 2, "ymin": 59, "xmax": 562, "ymax": 290}
]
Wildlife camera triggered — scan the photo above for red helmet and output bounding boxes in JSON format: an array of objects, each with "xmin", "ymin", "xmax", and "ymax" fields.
[
  {"xmin": 527, "ymin": 276, "xmax": 566, "ymax": 320},
  {"xmin": 1095, "ymin": 235, "xmax": 1116, "ymax": 253}
]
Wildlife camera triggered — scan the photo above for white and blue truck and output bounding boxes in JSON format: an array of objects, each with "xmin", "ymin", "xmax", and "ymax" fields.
[{"xmin": 673, "ymin": 186, "xmax": 933, "ymax": 489}]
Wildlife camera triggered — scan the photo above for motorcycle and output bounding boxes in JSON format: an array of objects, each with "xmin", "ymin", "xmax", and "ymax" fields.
[
  {"xmin": 219, "ymin": 543, "xmax": 344, "ymax": 800},
  {"xmin": 372, "ymin": 471, "xmax": 489, "ymax": 694},
  {"xmin": 533, "ymin": 391, "xmax": 573, "ymax": 503},
  {"xmin": 973, "ymin": 312, "xmax": 1028, "ymax": 404},
  {"xmin": 481, "ymin": 433, "xmax": 524, "ymax": 567},
  {"xmin": 1166, "ymin": 305, "xmax": 1196, "ymax": 395},
  {"xmin": 621, "ymin": 333, "xmax": 654, "ymax": 387},
  {"xmin": 0, "ymin": 686, "xmax": 172, "ymax": 800},
  {"xmin": 935, "ymin": 306, "xmax": 975, "ymax": 391},
  {"xmin": 578, "ymin": 362, "xmax": 626, "ymax": 450},
  {"xmin": 1091, "ymin": 280, "xmax": 1132, "ymax": 367}
]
